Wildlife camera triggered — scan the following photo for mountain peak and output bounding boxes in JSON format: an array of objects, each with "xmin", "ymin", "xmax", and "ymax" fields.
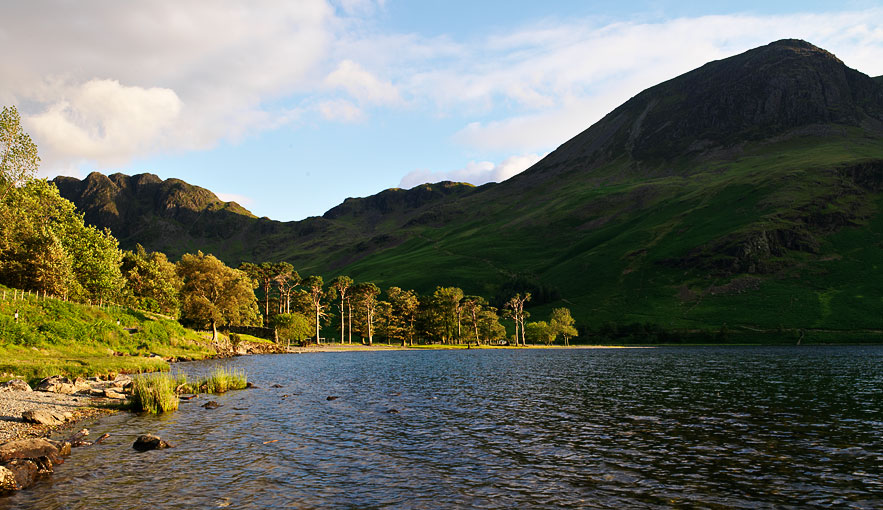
[{"xmin": 531, "ymin": 39, "xmax": 883, "ymax": 177}]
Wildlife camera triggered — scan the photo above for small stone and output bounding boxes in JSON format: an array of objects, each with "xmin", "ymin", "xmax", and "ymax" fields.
[
  {"xmin": 386, "ymin": 409, "xmax": 400, "ymax": 414},
  {"xmin": 245, "ymin": 382, "xmax": 258, "ymax": 389},
  {"xmin": 0, "ymin": 379, "xmax": 32, "ymax": 392},
  {"xmin": 271, "ymin": 384, "xmax": 283, "ymax": 388},
  {"xmin": 202, "ymin": 401, "xmax": 221, "ymax": 409},
  {"xmin": 34, "ymin": 375, "xmax": 89, "ymax": 394},
  {"xmin": 133, "ymin": 434, "xmax": 173, "ymax": 452},
  {"xmin": 104, "ymin": 389, "xmax": 127, "ymax": 399},
  {"xmin": 22, "ymin": 409, "xmax": 64, "ymax": 426}
]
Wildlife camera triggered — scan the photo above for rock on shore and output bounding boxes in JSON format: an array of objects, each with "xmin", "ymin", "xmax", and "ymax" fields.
[{"xmin": 0, "ymin": 438, "xmax": 70, "ymax": 493}]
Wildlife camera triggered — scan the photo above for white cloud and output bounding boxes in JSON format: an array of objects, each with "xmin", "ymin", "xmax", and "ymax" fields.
[
  {"xmin": 25, "ymin": 79, "xmax": 182, "ymax": 167},
  {"xmin": 318, "ymin": 99, "xmax": 364, "ymax": 122},
  {"xmin": 394, "ymin": 10, "xmax": 883, "ymax": 152},
  {"xmin": 2, "ymin": 0, "xmax": 334, "ymax": 170},
  {"xmin": 2, "ymin": 1, "xmax": 882, "ymax": 184},
  {"xmin": 399, "ymin": 153, "xmax": 543, "ymax": 188},
  {"xmin": 325, "ymin": 59, "xmax": 401, "ymax": 105}
]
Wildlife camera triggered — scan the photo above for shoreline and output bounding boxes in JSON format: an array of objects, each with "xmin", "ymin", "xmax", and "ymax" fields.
[{"xmin": 0, "ymin": 388, "xmax": 118, "ymax": 444}]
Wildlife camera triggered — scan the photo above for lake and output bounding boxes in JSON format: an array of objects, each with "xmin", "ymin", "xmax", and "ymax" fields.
[{"xmin": 3, "ymin": 346, "xmax": 882, "ymax": 509}]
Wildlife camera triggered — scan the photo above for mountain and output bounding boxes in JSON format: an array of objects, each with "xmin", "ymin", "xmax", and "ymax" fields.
[{"xmin": 55, "ymin": 40, "xmax": 883, "ymax": 334}]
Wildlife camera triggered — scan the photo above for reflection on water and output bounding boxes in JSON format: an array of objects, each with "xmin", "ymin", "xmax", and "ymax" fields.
[{"xmin": 3, "ymin": 346, "xmax": 882, "ymax": 509}]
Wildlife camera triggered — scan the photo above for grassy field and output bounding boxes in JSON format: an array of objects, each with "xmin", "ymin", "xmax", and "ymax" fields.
[{"xmin": 0, "ymin": 285, "xmax": 215, "ymax": 383}]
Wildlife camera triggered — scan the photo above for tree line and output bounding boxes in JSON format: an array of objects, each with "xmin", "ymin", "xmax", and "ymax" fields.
[{"xmin": 0, "ymin": 105, "xmax": 576, "ymax": 347}]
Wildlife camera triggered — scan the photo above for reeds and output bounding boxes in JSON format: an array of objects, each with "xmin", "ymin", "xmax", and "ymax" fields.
[
  {"xmin": 132, "ymin": 373, "xmax": 179, "ymax": 413},
  {"xmin": 178, "ymin": 367, "xmax": 247, "ymax": 394}
]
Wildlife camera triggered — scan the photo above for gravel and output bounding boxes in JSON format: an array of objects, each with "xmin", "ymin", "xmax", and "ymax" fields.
[{"xmin": 0, "ymin": 390, "xmax": 113, "ymax": 443}]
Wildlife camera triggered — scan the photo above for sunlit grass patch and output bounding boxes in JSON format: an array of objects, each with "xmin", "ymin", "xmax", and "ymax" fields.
[{"xmin": 132, "ymin": 372, "xmax": 179, "ymax": 413}]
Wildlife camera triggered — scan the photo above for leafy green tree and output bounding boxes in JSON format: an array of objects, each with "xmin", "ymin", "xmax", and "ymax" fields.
[
  {"xmin": 178, "ymin": 251, "xmax": 260, "ymax": 342},
  {"xmin": 0, "ymin": 106, "xmax": 40, "ymax": 201},
  {"xmin": 69, "ymin": 223, "xmax": 125, "ymax": 303},
  {"xmin": 550, "ymin": 307, "xmax": 578, "ymax": 346},
  {"xmin": 274, "ymin": 262, "xmax": 300, "ymax": 314},
  {"xmin": 330, "ymin": 275, "xmax": 353, "ymax": 344},
  {"xmin": 121, "ymin": 244, "xmax": 183, "ymax": 315},
  {"xmin": 387, "ymin": 286, "xmax": 419, "ymax": 346},
  {"xmin": 462, "ymin": 295, "xmax": 487, "ymax": 345},
  {"xmin": 0, "ymin": 105, "xmax": 123, "ymax": 303},
  {"xmin": 272, "ymin": 312, "xmax": 312, "ymax": 349},
  {"xmin": 478, "ymin": 307, "xmax": 506, "ymax": 344},
  {"xmin": 525, "ymin": 320, "xmax": 556, "ymax": 345},
  {"xmin": 353, "ymin": 282, "xmax": 380, "ymax": 345},
  {"xmin": 433, "ymin": 286, "xmax": 464, "ymax": 344},
  {"xmin": 304, "ymin": 275, "xmax": 328, "ymax": 344}
]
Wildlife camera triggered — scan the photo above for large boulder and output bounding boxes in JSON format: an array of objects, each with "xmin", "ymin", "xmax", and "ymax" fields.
[
  {"xmin": 34, "ymin": 376, "xmax": 91, "ymax": 394},
  {"xmin": 0, "ymin": 460, "xmax": 38, "ymax": 492},
  {"xmin": 0, "ymin": 438, "xmax": 62, "ymax": 464},
  {"xmin": 0, "ymin": 438, "xmax": 69, "ymax": 493},
  {"xmin": 0, "ymin": 465, "xmax": 16, "ymax": 492},
  {"xmin": 133, "ymin": 434, "xmax": 173, "ymax": 452},
  {"xmin": 21, "ymin": 409, "xmax": 71, "ymax": 426},
  {"xmin": 0, "ymin": 379, "xmax": 32, "ymax": 392}
]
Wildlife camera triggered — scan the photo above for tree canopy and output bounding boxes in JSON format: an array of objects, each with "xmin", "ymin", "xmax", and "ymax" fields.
[{"xmin": 178, "ymin": 251, "xmax": 260, "ymax": 341}]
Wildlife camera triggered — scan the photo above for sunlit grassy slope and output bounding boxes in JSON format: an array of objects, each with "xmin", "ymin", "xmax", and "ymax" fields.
[
  {"xmin": 283, "ymin": 131, "xmax": 883, "ymax": 332},
  {"xmin": 0, "ymin": 285, "xmax": 214, "ymax": 382}
]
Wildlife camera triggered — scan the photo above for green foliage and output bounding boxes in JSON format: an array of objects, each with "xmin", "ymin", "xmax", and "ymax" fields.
[
  {"xmin": 121, "ymin": 244, "xmax": 182, "ymax": 316},
  {"xmin": 549, "ymin": 307, "xmax": 578, "ymax": 345},
  {"xmin": 272, "ymin": 312, "xmax": 312, "ymax": 347},
  {"xmin": 178, "ymin": 251, "xmax": 260, "ymax": 335},
  {"xmin": 0, "ymin": 106, "xmax": 39, "ymax": 200},
  {"xmin": 525, "ymin": 321, "xmax": 556, "ymax": 345},
  {"xmin": 132, "ymin": 372, "xmax": 179, "ymax": 413}
]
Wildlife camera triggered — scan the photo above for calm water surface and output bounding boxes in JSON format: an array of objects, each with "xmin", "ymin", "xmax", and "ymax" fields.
[{"xmin": 3, "ymin": 346, "xmax": 882, "ymax": 509}]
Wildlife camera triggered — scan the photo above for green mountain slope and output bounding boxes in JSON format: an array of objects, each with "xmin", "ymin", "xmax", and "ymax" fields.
[{"xmin": 56, "ymin": 40, "xmax": 883, "ymax": 332}]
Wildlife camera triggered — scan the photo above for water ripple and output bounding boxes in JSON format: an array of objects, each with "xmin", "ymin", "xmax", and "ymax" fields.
[{"xmin": 2, "ymin": 346, "xmax": 882, "ymax": 509}]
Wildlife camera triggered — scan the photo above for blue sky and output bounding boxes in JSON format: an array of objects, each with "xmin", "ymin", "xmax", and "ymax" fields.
[{"xmin": 2, "ymin": 0, "xmax": 882, "ymax": 220}]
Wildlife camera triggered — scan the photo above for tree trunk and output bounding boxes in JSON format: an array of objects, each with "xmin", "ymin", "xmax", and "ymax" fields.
[
  {"xmin": 348, "ymin": 302, "xmax": 352, "ymax": 344},
  {"xmin": 211, "ymin": 319, "xmax": 218, "ymax": 344},
  {"xmin": 315, "ymin": 309, "xmax": 321, "ymax": 345},
  {"xmin": 367, "ymin": 309, "xmax": 373, "ymax": 346},
  {"xmin": 340, "ymin": 302, "xmax": 345, "ymax": 345}
]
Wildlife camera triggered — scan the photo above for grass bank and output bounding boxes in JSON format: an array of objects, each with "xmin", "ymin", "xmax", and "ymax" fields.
[{"xmin": 0, "ymin": 285, "xmax": 216, "ymax": 384}]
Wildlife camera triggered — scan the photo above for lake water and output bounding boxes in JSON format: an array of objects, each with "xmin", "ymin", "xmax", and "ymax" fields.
[{"xmin": 3, "ymin": 346, "xmax": 882, "ymax": 509}]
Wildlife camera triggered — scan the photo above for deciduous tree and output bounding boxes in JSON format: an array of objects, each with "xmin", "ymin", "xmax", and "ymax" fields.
[
  {"xmin": 272, "ymin": 312, "xmax": 312, "ymax": 349},
  {"xmin": 353, "ymin": 282, "xmax": 380, "ymax": 345},
  {"xmin": 178, "ymin": 251, "xmax": 260, "ymax": 343},
  {"xmin": 121, "ymin": 244, "xmax": 182, "ymax": 315},
  {"xmin": 550, "ymin": 307, "xmax": 578, "ymax": 346},
  {"xmin": 330, "ymin": 275, "xmax": 353, "ymax": 344},
  {"xmin": 0, "ymin": 106, "xmax": 39, "ymax": 201}
]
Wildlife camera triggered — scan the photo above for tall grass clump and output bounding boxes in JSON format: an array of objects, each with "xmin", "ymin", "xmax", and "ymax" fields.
[
  {"xmin": 189, "ymin": 367, "xmax": 247, "ymax": 394},
  {"xmin": 132, "ymin": 373, "xmax": 179, "ymax": 413}
]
